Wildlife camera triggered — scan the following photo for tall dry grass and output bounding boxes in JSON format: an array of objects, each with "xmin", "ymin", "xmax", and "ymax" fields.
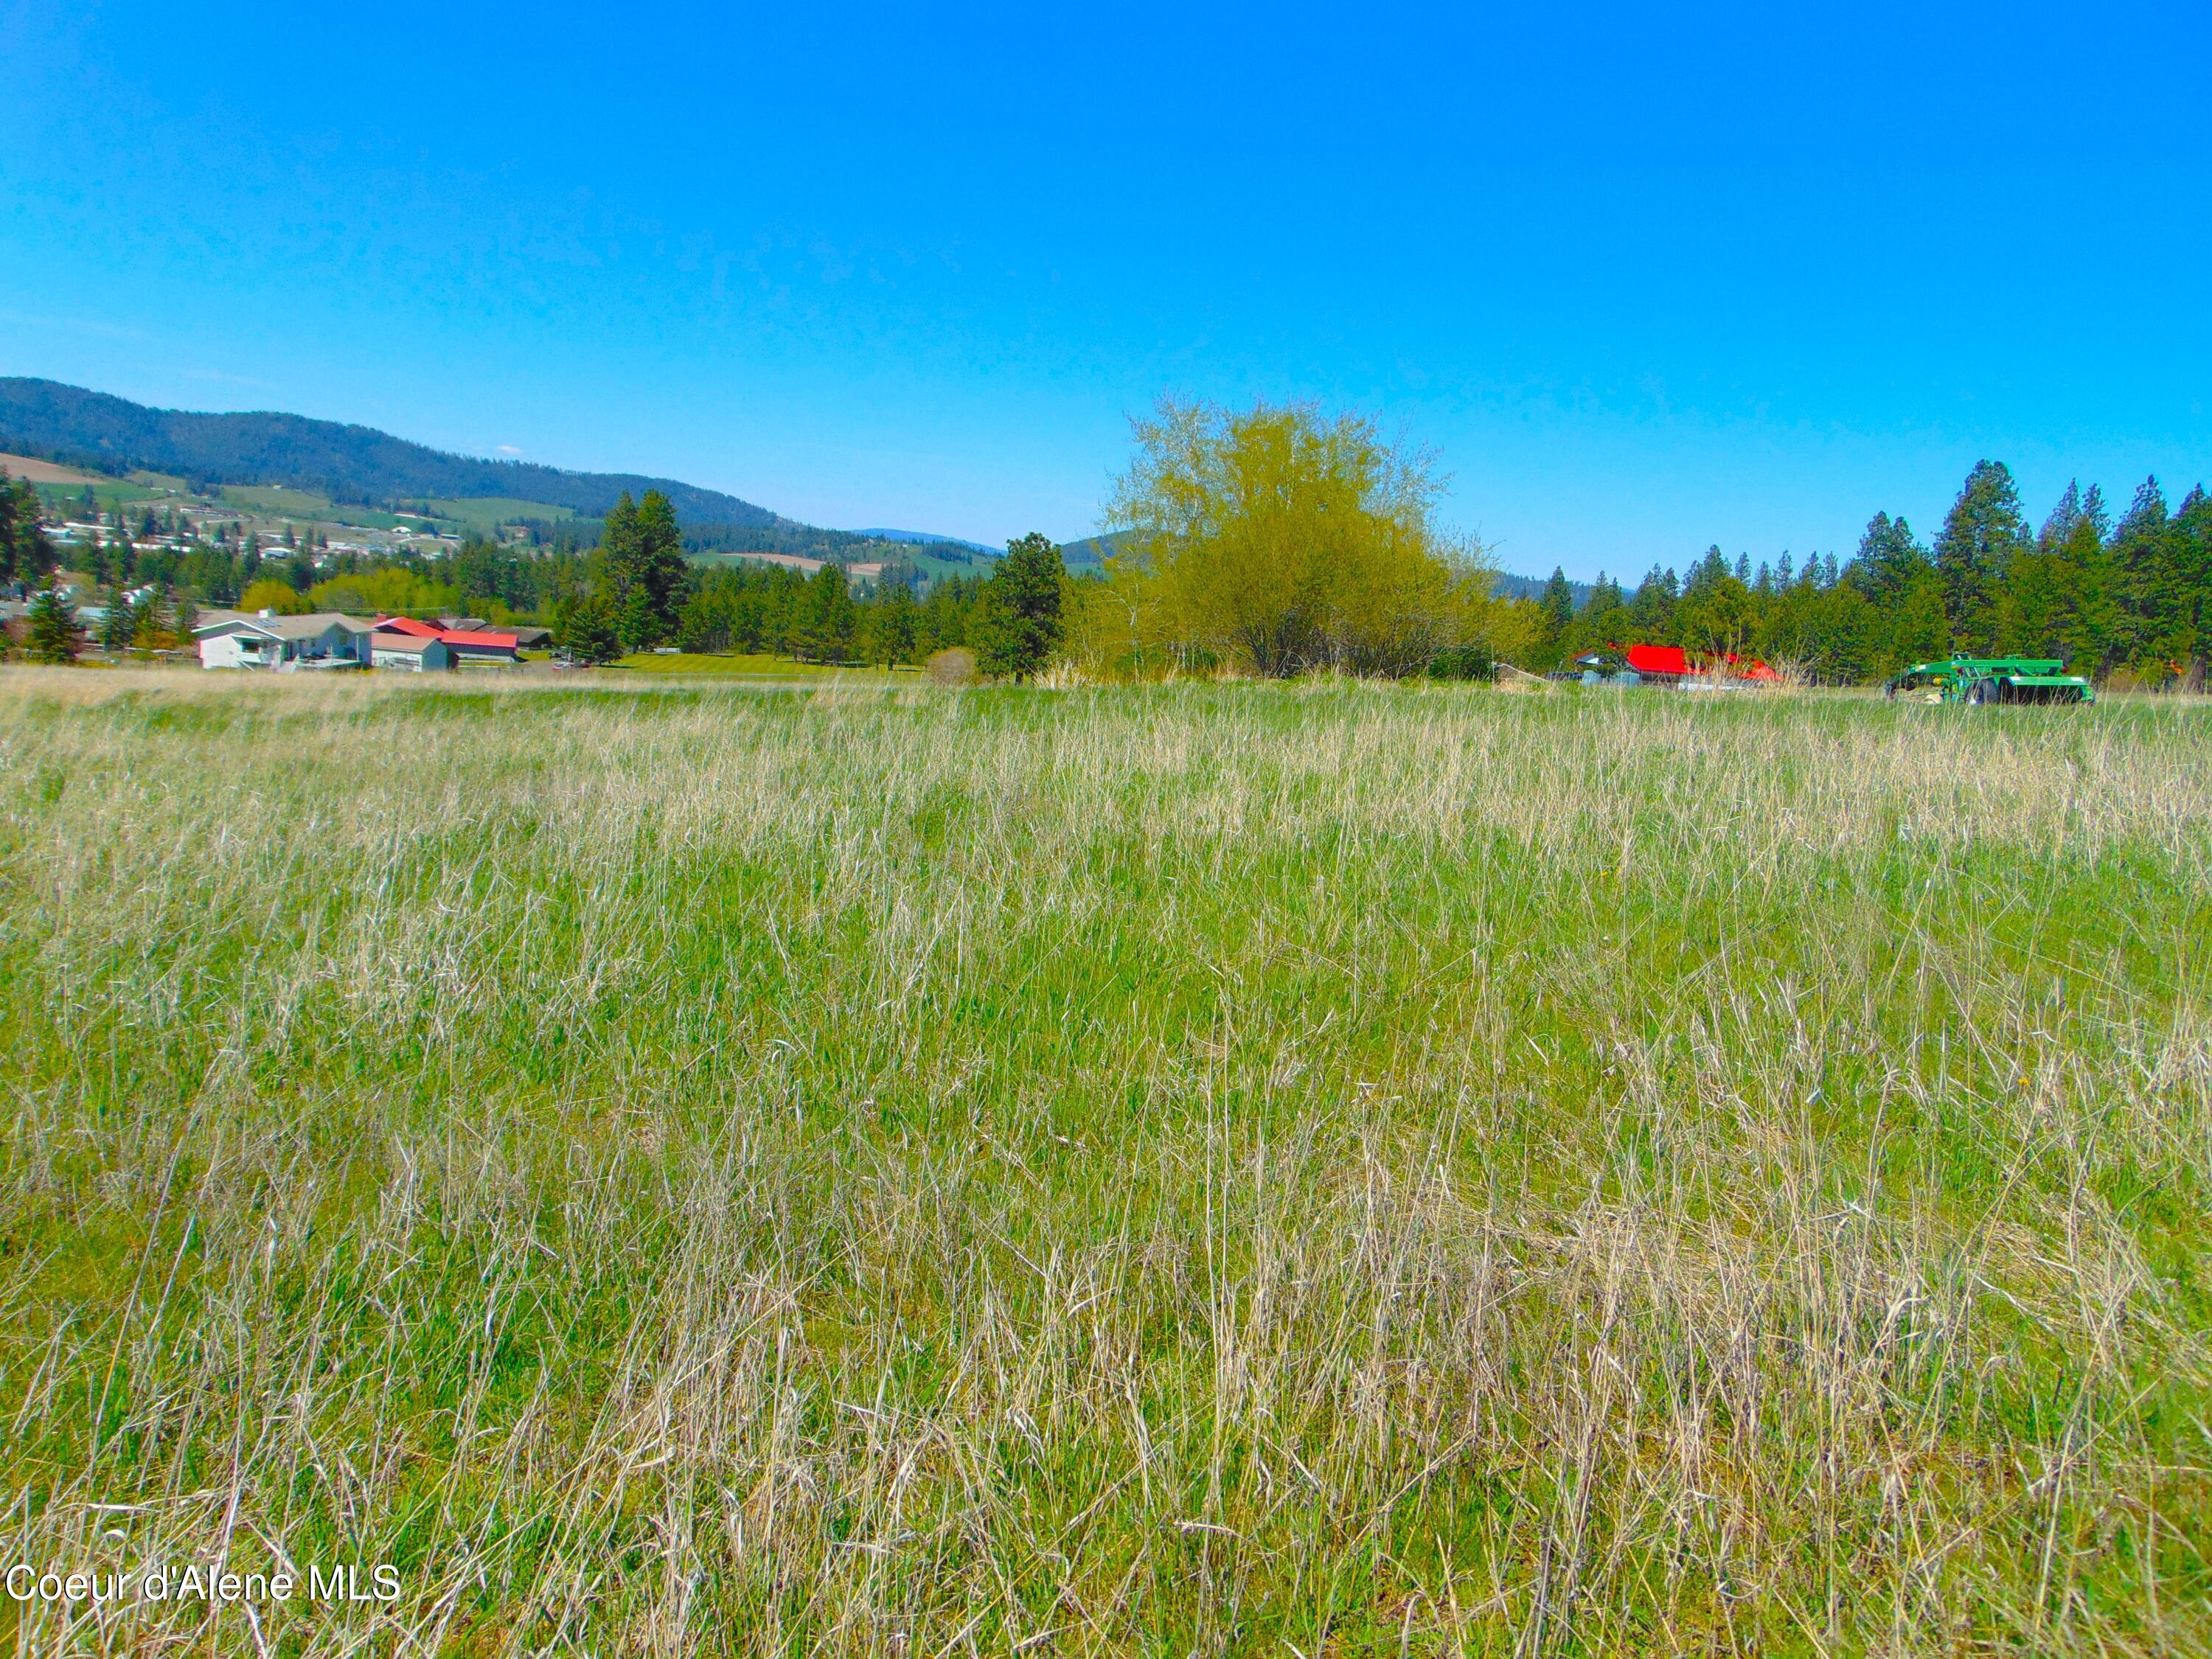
[{"xmin": 0, "ymin": 667, "xmax": 2208, "ymax": 1655}]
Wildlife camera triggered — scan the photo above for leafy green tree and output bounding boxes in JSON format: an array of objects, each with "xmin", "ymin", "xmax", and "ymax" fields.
[
  {"xmin": 975, "ymin": 533, "xmax": 1066, "ymax": 679},
  {"xmin": 240, "ymin": 577, "xmax": 312, "ymax": 615},
  {"xmin": 1933, "ymin": 462, "xmax": 2028, "ymax": 651},
  {"xmin": 1677, "ymin": 548, "xmax": 1756, "ymax": 655},
  {"xmin": 27, "ymin": 585, "xmax": 80, "ymax": 664},
  {"xmin": 1102, "ymin": 399, "xmax": 1484, "ymax": 678}
]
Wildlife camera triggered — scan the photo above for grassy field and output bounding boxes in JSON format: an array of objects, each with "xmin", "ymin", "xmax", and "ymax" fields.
[
  {"xmin": 422, "ymin": 498, "xmax": 577, "ymax": 533},
  {"xmin": 611, "ymin": 651, "xmax": 902, "ymax": 679},
  {"xmin": 1, "ymin": 672, "xmax": 2208, "ymax": 1655},
  {"xmin": 218, "ymin": 484, "xmax": 344, "ymax": 518}
]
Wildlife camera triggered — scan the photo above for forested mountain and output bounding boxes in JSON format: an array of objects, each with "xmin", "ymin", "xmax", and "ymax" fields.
[{"xmin": 0, "ymin": 378, "xmax": 788, "ymax": 528}]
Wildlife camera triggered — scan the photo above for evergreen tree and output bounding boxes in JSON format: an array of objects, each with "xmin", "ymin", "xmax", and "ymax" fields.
[
  {"xmin": 2110, "ymin": 476, "xmax": 2176, "ymax": 669},
  {"xmin": 27, "ymin": 585, "xmax": 79, "ymax": 664},
  {"xmin": 2038, "ymin": 481, "xmax": 2084, "ymax": 550},
  {"xmin": 616, "ymin": 583, "xmax": 658, "ymax": 653},
  {"xmin": 798, "ymin": 562, "xmax": 857, "ymax": 661},
  {"xmin": 559, "ymin": 588, "xmax": 623, "ymax": 664},
  {"xmin": 1933, "ymin": 461, "xmax": 2029, "ymax": 650},
  {"xmin": 1849, "ymin": 512, "xmax": 1932, "ymax": 607},
  {"xmin": 1626, "ymin": 566, "xmax": 1677, "ymax": 641},
  {"xmin": 133, "ymin": 589, "xmax": 173, "ymax": 648},
  {"xmin": 975, "ymin": 533, "xmax": 1066, "ymax": 679},
  {"xmin": 599, "ymin": 489, "xmax": 690, "ymax": 647},
  {"xmin": 1572, "ymin": 571, "xmax": 1626, "ymax": 651},
  {"xmin": 2170, "ymin": 487, "xmax": 2212, "ymax": 683},
  {"xmin": 99, "ymin": 591, "xmax": 137, "ymax": 653},
  {"xmin": 867, "ymin": 578, "xmax": 921, "ymax": 666},
  {"xmin": 1678, "ymin": 548, "xmax": 1754, "ymax": 655},
  {"xmin": 0, "ymin": 470, "xmax": 15, "ymax": 583},
  {"xmin": 1539, "ymin": 567, "xmax": 1575, "ymax": 635}
]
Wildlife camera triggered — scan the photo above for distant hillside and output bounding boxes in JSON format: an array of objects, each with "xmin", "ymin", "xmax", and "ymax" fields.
[
  {"xmin": 1491, "ymin": 571, "xmax": 1594, "ymax": 607},
  {"xmin": 1058, "ymin": 531, "xmax": 1136, "ymax": 567},
  {"xmin": 0, "ymin": 378, "xmax": 790, "ymax": 529},
  {"xmin": 851, "ymin": 528, "xmax": 999, "ymax": 554}
]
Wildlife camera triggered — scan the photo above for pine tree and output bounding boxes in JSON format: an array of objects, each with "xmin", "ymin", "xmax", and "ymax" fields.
[
  {"xmin": 559, "ymin": 589, "xmax": 622, "ymax": 665},
  {"xmin": 616, "ymin": 583, "xmax": 658, "ymax": 653},
  {"xmin": 868, "ymin": 579, "xmax": 921, "ymax": 666},
  {"xmin": 27, "ymin": 585, "xmax": 79, "ymax": 664},
  {"xmin": 2171, "ymin": 486, "xmax": 2212, "ymax": 685},
  {"xmin": 2109, "ymin": 476, "xmax": 2174, "ymax": 671},
  {"xmin": 1933, "ymin": 462, "xmax": 2029, "ymax": 650},
  {"xmin": 975, "ymin": 534, "xmax": 1066, "ymax": 679},
  {"xmin": 0, "ymin": 469, "xmax": 15, "ymax": 585},
  {"xmin": 1573, "ymin": 571, "xmax": 1626, "ymax": 651},
  {"xmin": 2039, "ymin": 481, "xmax": 2083, "ymax": 550},
  {"xmin": 600, "ymin": 490, "xmax": 689, "ymax": 647},
  {"xmin": 99, "ymin": 591, "xmax": 136, "ymax": 653},
  {"xmin": 1627, "ymin": 566, "xmax": 1677, "ymax": 641},
  {"xmin": 1850, "ymin": 512, "xmax": 1933, "ymax": 607},
  {"xmin": 796, "ymin": 563, "xmax": 856, "ymax": 662}
]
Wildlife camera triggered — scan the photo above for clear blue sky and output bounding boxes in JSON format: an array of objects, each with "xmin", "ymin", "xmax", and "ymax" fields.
[{"xmin": 4, "ymin": 1, "xmax": 2206, "ymax": 579}]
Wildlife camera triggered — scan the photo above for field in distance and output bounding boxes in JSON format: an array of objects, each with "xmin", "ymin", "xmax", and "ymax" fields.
[
  {"xmin": 1, "ymin": 675, "xmax": 2206, "ymax": 1653},
  {"xmin": 0, "ymin": 449, "xmax": 105, "ymax": 484}
]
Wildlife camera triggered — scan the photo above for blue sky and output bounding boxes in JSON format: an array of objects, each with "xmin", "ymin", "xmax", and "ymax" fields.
[{"xmin": 3, "ymin": 0, "xmax": 2206, "ymax": 580}]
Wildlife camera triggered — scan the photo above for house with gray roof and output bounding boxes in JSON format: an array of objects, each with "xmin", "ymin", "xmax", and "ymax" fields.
[{"xmin": 192, "ymin": 611, "xmax": 375, "ymax": 670}]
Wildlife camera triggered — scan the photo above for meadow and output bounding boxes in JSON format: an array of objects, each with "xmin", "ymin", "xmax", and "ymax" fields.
[{"xmin": 0, "ymin": 670, "xmax": 2208, "ymax": 1655}]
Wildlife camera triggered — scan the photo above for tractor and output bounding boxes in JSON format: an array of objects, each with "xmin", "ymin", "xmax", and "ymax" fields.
[{"xmin": 1884, "ymin": 655, "xmax": 2095, "ymax": 705}]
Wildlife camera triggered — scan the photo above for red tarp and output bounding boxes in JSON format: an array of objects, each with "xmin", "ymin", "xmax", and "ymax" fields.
[
  {"xmin": 1621, "ymin": 643, "xmax": 1779, "ymax": 681},
  {"xmin": 1624, "ymin": 643, "xmax": 1690, "ymax": 675}
]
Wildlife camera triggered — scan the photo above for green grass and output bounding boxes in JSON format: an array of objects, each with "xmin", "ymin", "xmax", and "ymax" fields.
[
  {"xmin": 422, "ymin": 497, "xmax": 577, "ymax": 532},
  {"xmin": 35, "ymin": 479, "xmax": 169, "ymax": 512},
  {"xmin": 1, "ymin": 672, "xmax": 2208, "ymax": 1654},
  {"xmin": 218, "ymin": 483, "xmax": 338, "ymax": 517},
  {"xmin": 611, "ymin": 650, "xmax": 902, "ymax": 678}
]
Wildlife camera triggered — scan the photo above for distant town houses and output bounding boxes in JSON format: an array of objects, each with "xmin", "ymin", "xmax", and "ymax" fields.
[{"xmin": 191, "ymin": 608, "xmax": 529, "ymax": 671}]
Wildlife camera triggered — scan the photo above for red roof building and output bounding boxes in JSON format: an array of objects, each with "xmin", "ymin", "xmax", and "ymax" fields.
[
  {"xmin": 438, "ymin": 629, "xmax": 518, "ymax": 653},
  {"xmin": 370, "ymin": 616, "xmax": 520, "ymax": 660}
]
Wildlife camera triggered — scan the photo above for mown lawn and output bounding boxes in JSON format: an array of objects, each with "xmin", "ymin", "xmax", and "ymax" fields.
[{"xmin": 1, "ymin": 669, "xmax": 2208, "ymax": 1655}]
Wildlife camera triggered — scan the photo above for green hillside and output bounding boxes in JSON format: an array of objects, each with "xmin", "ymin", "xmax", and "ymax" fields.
[{"xmin": 0, "ymin": 376, "xmax": 810, "ymax": 537}]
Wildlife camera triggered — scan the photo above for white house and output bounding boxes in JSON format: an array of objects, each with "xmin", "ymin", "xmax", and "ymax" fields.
[
  {"xmin": 368, "ymin": 630, "xmax": 453, "ymax": 671},
  {"xmin": 193, "ymin": 611, "xmax": 375, "ymax": 670}
]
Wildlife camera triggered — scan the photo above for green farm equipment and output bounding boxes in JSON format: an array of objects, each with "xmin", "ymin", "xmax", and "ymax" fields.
[{"xmin": 1885, "ymin": 655, "xmax": 2095, "ymax": 705}]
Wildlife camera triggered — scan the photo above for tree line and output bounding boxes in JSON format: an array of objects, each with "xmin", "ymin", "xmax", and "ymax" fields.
[
  {"xmin": 1519, "ymin": 462, "xmax": 2212, "ymax": 686},
  {"xmin": 13, "ymin": 430, "xmax": 2210, "ymax": 688}
]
